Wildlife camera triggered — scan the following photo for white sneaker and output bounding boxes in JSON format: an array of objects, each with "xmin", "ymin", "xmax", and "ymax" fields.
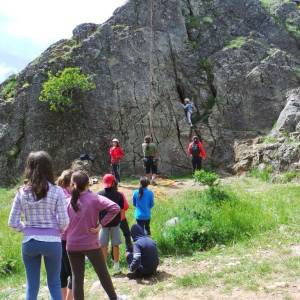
[
  {"xmin": 117, "ymin": 296, "xmax": 128, "ymax": 300},
  {"xmin": 113, "ymin": 263, "xmax": 121, "ymax": 273}
]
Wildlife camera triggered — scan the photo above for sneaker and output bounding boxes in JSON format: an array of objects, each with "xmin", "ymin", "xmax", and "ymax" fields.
[
  {"xmin": 117, "ymin": 295, "xmax": 128, "ymax": 300},
  {"xmin": 113, "ymin": 263, "xmax": 121, "ymax": 274}
]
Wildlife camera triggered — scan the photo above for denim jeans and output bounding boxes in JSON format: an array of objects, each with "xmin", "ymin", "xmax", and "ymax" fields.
[{"xmin": 22, "ymin": 239, "xmax": 62, "ymax": 300}]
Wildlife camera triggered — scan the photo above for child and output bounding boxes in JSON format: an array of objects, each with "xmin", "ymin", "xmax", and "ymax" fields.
[
  {"xmin": 126, "ymin": 224, "xmax": 159, "ymax": 278},
  {"xmin": 132, "ymin": 177, "xmax": 154, "ymax": 235},
  {"xmin": 182, "ymin": 98, "xmax": 194, "ymax": 127},
  {"xmin": 57, "ymin": 169, "xmax": 73, "ymax": 300},
  {"xmin": 98, "ymin": 174, "xmax": 124, "ymax": 273},
  {"xmin": 8, "ymin": 151, "xmax": 69, "ymax": 300},
  {"xmin": 109, "ymin": 138, "xmax": 125, "ymax": 183},
  {"xmin": 66, "ymin": 171, "xmax": 126, "ymax": 300}
]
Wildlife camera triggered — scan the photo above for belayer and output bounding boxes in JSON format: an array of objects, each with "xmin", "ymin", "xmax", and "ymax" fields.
[
  {"xmin": 142, "ymin": 135, "xmax": 158, "ymax": 185},
  {"xmin": 181, "ymin": 98, "xmax": 194, "ymax": 127},
  {"xmin": 109, "ymin": 138, "xmax": 124, "ymax": 183},
  {"xmin": 188, "ymin": 136, "xmax": 206, "ymax": 173}
]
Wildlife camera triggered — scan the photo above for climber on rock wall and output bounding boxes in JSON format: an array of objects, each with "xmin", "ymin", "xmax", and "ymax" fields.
[
  {"xmin": 188, "ymin": 136, "xmax": 206, "ymax": 173},
  {"xmin": 142, "ymin": 136, "xmax": 158, "ymax": 185},
  {"xmin": 181, "ymin": 98, "xmax": 194, "ymax": 127}
]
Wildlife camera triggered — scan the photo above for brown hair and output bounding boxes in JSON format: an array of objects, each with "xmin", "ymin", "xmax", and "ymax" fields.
[
  {"xmin": 70, "ymin": 171, "xmax": 89, "ymax": 212},
  {"xmin": 24, "ymin": 151, "xmax": 55, "ymax": 200},
  {"xmin": 138, "ymin": 177, "xmax": 150, "ymax": 199},
  {"xmin": 57, "ymin": 169, "xmax": 73, "ymax": 188}
]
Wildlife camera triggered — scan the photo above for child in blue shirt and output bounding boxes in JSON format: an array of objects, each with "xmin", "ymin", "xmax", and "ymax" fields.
[{"xmin": 132, "ymin": 177, "xmax": 154, "ymax": 235}]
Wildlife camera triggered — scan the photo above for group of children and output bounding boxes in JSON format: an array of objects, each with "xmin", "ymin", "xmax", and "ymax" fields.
[{"xmin": 8, "ymin": 150, "xmax": 159, "ymax": 300}]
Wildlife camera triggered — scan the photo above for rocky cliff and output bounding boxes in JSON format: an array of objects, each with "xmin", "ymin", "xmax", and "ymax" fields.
[{"xmin": 0, "ymin": 0, "xmax": 299, "ymax": 184}]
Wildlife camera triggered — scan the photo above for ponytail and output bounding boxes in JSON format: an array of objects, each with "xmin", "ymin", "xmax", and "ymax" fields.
[
  {"xmin": 70, "ymin": 171, "xmax": 89, "ymax": 213},
  {"xmin": 71, "ymin": 187, "xmax": 80, "ymax": 212},
  {"xmin": 138, "ymin": 177, "xmax": 150, "ymax": 199}
]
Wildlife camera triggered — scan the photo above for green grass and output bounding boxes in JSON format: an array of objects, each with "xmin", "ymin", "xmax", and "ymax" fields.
[
  {"xmin": 0, "ymin": 76, "xmax": 17, "ymax": 100},
  {"xmin": 3, "ymin": 177, "xmax": 300, "ymax": 297},
  {"xmin": 249, "ymin": 165, "xmax": 273, "ymax": 182},
  {"xmin": 224, "ymin": 36, "xmax": 246, "ymax": 50}
]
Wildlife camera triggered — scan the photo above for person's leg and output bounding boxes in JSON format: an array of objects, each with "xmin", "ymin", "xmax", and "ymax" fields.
[
  {"xmin": 144, "ymin": 158, "xmax": 151, "ymax": 180},
  {"xmin": 195, "ymin": 157, "xmax": 201, "ymax": 171},
  {"xmin": 120, "ymin": 219, "xmax": 133, "ymax": 252},
  {"xmin": 111, "ymin": 226, "xmax": 122, "ymax": 272},
  {"xmin": 67, "ymin": 251, "xmax": 85, "ymax": 300},
  {"xmin": 145, "ymin": 220, "xmax": 151, "ymax": 236},
  {"xmin": 192, "ymin": 157, "xmax": 197, "ymax": 173},
  {"xmin": 151, "ymin": 161, "xmax": 158, "ymax": 184},
  {"xmin": 86, "ymin": 249, "xmax": 117, "ymax": 300},
  {"xmin": 43, "ymin": 242, "xmax": 62, "ymax": 300},
  {"xmin": 116, "ymin": 164, "xmax": 121, "ymax": 183},
  {"xmin": 136, "ymin": 219, "xmax": 147, "ymax": 235},
  {"xmin": 187, "ymin": 111, "xmax": 193, "ymax": 127},
  {"xmin": 112, "ymin": 164, "xmax": 120, "ymax": 183},
  {"xmin": 22, "ymin": 240, "xmax": 42, "ymax": 300},
  {"xmin": 99, "ymin": 227, "xmax": 109, "ymax": 262},
  {"xmin": 60, "ymin": 241, "xmax": 68, "ymax": 299},
  {"xmin": 66, "ymin": 289, "xmax": 73, "ymax": 300}
]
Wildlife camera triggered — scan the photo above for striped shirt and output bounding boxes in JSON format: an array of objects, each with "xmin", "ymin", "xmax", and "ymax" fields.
[{"xmin": 8, "ymin": 183, "xmax": 69, "ymax": 240}]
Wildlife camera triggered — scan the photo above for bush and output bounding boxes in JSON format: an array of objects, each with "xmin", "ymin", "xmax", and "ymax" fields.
[
  {"xmin": 156, "ymin": 188, "xmax": 275, "ymax": 255},
  {"xmin": 39, "ymin": 67, "xmax": 95, "ymax": 112},
  {"xmin": 249, "ymin": 165, "xmax": 273, "ymax": 182},
  {"xmin": 224, "ymin": 36, "xmax": 246, "ymax": 50},
  {"xmin": 0, "ymin": 76, "xmax": 17, "ymax": 100},
  {"xmin": 194, "ymin": 170, "xmax": 219, "ymax": 187},
  {"xmin": 281, "ymin": 171, "xmax": 299, "ymax": 183}
]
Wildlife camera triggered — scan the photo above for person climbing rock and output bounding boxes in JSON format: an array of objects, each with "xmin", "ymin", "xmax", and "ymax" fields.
[
  {"xmin": 182, "ymin": 98, "xmax": 194, "ymax": 127},
  {"xmin": 142, "ymin": 136, "xmax": 158, "ymax": 184},
  {"xmin": 126, "ymin": 224, "xmax": 159, "ymax": 279},
  {"xmin": 109, "ymin": 138, "xmax": 124, "ymax": 183},
  {"xmin": 188, "ymin": 136, "xmax": 206, "ymax": 173}
]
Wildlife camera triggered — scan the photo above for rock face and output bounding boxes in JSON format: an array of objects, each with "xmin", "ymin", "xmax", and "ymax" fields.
[{"xmin": 0, "ymin": 0, "xmax": 299, "ymax": 184}]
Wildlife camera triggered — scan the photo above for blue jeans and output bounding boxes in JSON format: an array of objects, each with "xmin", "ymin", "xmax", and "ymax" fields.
[
  {"xmin": 111, "ymin": 163, "xmax": 121, "ymax": 183},
  {"xmin": 22, "ymin": 240, "xmax": 62, "ymax": 300}
]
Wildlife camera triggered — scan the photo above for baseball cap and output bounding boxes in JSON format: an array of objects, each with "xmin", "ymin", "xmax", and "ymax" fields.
[
  {"xmin": 103, "ymin": 174, "xmax": 116, "ymax": 188},
  {"xmin": 112, "ymin": 138, "xmax": 119, "ymax": 143}
]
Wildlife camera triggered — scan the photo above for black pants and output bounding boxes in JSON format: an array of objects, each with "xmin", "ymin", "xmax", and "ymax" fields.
[
  {"xmin": 68, "ymin": 249, "xmax": 117, "ymax": 300},
  {"xmin": 143, "ymin": 157, "xmax": 157, "ymax": 174},
  {"xmin": 120, "ymin": 219, "xmax": 133, "ymax": 252},
  {"xmin": 136, "ymin": 219, "xmax": 151, "ymax": 236},
  {"xmin": 111, "ymin": 163, "xmax": 120, "ymax": 183},
  {"xmin": 60, "ymin": 240, "xmax": 72, "ymax": 289},
  {"xmin": 192, "ymin": 156, "xmax": 202, "ymax": 172}
]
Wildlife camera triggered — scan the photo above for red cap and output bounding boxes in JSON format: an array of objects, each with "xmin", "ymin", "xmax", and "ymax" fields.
[{"xmin": 103, "ymin": 174, "xmax": 116, "ymax": 188}]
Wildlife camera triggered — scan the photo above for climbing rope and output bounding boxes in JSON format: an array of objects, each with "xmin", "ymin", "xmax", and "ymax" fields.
[{"xmin": 149, "ymin": 0, "xmax": 155, "ymax": 138}]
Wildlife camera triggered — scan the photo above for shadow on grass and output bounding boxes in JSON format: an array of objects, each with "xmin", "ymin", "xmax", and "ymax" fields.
[{"xmin": 127, "ymin": 270, "xmax": 173, "ymax": 285}]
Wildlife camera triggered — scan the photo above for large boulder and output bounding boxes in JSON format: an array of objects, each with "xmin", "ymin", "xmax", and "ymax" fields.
[{"xmin": 0, "ymin": 0, "xmax": 299, "ymax": 184}]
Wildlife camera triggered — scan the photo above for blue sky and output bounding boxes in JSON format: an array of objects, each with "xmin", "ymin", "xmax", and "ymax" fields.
[{"xmin": 0, "ymin": 0, "xmax": 127, "ymax": 83}]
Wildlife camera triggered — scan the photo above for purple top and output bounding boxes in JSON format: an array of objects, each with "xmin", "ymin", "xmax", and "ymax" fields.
[
  {"xmin": 8, "ymin": 183, "xmax": 69, "ymax": 237},
  {"xmin": 66, "ymin": 190, "xmax": 120, "ymax": 251}
]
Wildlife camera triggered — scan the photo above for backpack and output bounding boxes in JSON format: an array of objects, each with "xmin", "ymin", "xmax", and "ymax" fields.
[{"xmin": 191, "ymin": 143, "xmax": 200, "ymax": 157}]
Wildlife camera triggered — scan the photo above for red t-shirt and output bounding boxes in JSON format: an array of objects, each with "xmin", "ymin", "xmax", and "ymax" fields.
[{"xmin": 109, "ymin": 146, "xmax": 124, "ymax": 163}]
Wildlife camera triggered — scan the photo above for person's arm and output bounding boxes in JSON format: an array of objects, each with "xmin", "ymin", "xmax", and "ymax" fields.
[
  {"xmin": 121, "ymin": 192, "xmax": 129, "ymax": 211},
  {"xmin": 129, "ymin": 243, "xmax": 142, "ymax": 272},
  {"xmin": 8, "ymin": 191, "xmax": 25, "ymax": 232},
  {"xmin": 149, "ymin": 191, "xmax": 154, "ymax": 208},
  {"xmin": 56, "ymin": 189, "xmax": 69, "ymax": 231},
  {"xmin": 119, "ymin": 147, "xmax": 125, "ymax": 160},
  {"xmin": 97, "ymin": 195, "xmax": 120, "ymax": 226},
  {"xmin": 199, "ymin": 142, "xmax": 206, "ymax": 159}
]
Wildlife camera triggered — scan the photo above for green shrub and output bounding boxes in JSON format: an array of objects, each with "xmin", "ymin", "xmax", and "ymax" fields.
[
  {"xmin": 285, "ymin": 18, "xmax": 300, "ymax": 38},
  {"xmin": 39, "ymin": 67, "xmax": 95, "ymax": 112},
  {"xmin": 156, "ymin": 188, "xmax": 275, "ymax": 254},
  {"xmin": 281, "ymin": 171, "xmax": 299, "ymax": 183},
  {"xmin": 249, "ymin": 165, "xmax": 273, "ymax": 182},
  {"xmin": 0, "ymin": 76, "xmax": 17, "ymax": 100},
  {"xmin": 224, "ymin": 36, "xmax": 246, "ymax": 50},
  {"xmin": 194, "ymin": 170, "xmax": 219, "ymax": 187}
]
